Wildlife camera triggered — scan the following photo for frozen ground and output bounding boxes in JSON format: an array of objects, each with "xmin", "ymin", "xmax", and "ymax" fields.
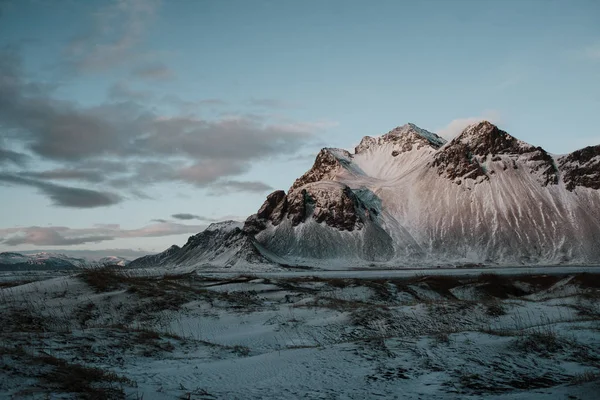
[{"xmin": 1, "ymin": 268, "xmax": 599, "ymax": 399}]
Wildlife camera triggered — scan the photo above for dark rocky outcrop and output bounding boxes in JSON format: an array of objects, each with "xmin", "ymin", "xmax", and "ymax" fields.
[
  {"xmin": 430, "ymin": 141, "xmax": 489, "ymax": 182},
  {"xmin": 559, "ymin": 145, "xmax": 600, "ymax": 191},
  {"xmin": 290, "ymin": 149, "xmax": 351, "ymax": 191},
  {"xmin": 245, "ymin": 184, "xmax": 369, "ymax": 233},
  {"xmin": 432, "ymin": 121, "xmax": 559, "ymax": 186}
]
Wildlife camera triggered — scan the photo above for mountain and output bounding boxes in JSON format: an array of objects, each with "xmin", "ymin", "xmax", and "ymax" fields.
[
  {"xmin": 0, "ymin": 252, "xmax": 85, "ymax": 271},
  {"xmin": 128, "ymin": 221, "xmax": 281, "ymax": 270},
  {"xmin": 0, "ymin": 252, "xmax": 132, "ymax": 271},
  {"xmin": 245, "ymin": 121, "xmax": 600, "ymax": 267},
  {"xmin": 133, "ymin": 121, "xmax": 600, "ymax": 270}
]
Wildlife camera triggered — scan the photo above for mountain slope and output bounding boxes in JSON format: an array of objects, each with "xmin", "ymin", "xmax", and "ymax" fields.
[
  {"xmin": 128, "ymin": 221, "xmax": 281, "ymax": 270},
  {"xmin": 245, "ymin": 122, "xmax": 600, "ymax": 267}
]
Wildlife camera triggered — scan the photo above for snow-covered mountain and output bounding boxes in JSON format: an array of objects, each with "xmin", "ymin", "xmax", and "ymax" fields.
[
  {"xmin": 128, "ymin": 221, "xmax": 282, "ymax": 270},
  {"xmin": 0, "ymin": 252, "xmax": 131, "ymax": 271},
  {"xmin": 134, "ymin": 121, "xmax": 600, "ymax": 270}
]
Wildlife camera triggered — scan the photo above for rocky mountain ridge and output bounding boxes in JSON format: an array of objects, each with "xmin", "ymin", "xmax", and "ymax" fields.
[{"xmin": 132, "ymin": 121, "xmax": 600, "ymax": 270}]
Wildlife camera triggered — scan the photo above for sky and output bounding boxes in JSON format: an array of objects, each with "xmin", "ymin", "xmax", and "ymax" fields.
[{"xmin": 0, "ymin": 0, "xmax": 599, "ymax": 258}]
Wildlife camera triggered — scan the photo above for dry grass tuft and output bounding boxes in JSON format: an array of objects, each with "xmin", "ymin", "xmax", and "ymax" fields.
[{"xmin": 2, "ymin": 346, "xmax": 135, "ymax": 399}]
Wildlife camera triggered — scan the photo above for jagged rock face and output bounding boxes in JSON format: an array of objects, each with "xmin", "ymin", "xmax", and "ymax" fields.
[
  {"xmin": 355, "ymin": 123, "xmax": 446, "ymax": 154},
  {"xmin": 288, "ymin": 185, "xmax": 365, "ymax": 231},
  {"xmin": 455, "ymin": 121, "xmax": 524, "ymax": 156},
  {"xmin": 245, "ymin": 190, "xmax": 288, "ymax": 235},
  {"xmin": 430, "ymin": 141, "xmax": 488, "ymax": 182},
  {"xmin": 559, "ymin": 145, "xmax": 600, "ymax": 191},
  {"xmin": 290, "ymin": 148, "xmax": 351, "ymax": 191},
  {"xmin": 432, "ymin": 121, "xmax": 558, "ymax": 186},
  {"xmin": 256, "ymin": 190, "xmax": 287, "ymax": 220},
  {"xmin": 246, "ymin": 184, "xmax": 368, "ymax": 233}
]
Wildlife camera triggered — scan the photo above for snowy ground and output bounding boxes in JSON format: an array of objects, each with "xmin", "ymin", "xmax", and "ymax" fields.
[{"xmin": 1, "ymin": 268, "xmax": 599, "ymax": 399}]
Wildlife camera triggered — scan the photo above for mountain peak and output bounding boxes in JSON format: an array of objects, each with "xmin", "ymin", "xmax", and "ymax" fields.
[
  {"xmin": 289, "ymin": 148, "xmax": 352, "ymax": 191},
  {"xmin": 355, "ymin": 123, "xmax": 446, "ymax": 154},
  {"xmin": 453, "ymin": 121, "xmax": 528, "ymax": 156},
  {"xmin": 432, "ymin": 121, "xmax": 559, "ymax": 186}
]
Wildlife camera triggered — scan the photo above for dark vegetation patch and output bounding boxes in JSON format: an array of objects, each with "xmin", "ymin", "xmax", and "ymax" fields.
[
  {"xmin": 1, "ymin": 306, "xmax": 56, "ymax": 334},
  {"xmin": 514, "ymin": 331, "xmax": 566, "ymax": 356},
  {"xmin": 275, "ymin": 273, "xmax": 600, "ymax": 302},
  {"xmin": 0, "ymin": 280, "xmax": 37, "ymax": 288},
  {"xmin": 571, "ymin": 273, "xmax": 600, "ymax": 289},
  {"xmin": 78, "ymin": 267, "xmax": 263, "ymax": 316},
  {"xmin": 476, "ymin": 273, "xmax": 527, "ymax": 299},
  {"xmin": 459, "ymin": 373, "xmax": 568, "ymax": 395},
  {"xmin": 1, "ymin": 346, "xmax": 134, "ymax": 399},
  {"xmin": 513, "ymin": 274, "xmax": 563, "ymax": 290},
  {"xmin": 485, "ymin": 302, "xmax": 507, "ymax": 317}
]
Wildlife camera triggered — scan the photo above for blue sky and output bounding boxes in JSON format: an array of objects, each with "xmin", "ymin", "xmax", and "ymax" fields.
[{"xmin": 0, "ymin": 0, "xmax": 599, "ymax": 257}]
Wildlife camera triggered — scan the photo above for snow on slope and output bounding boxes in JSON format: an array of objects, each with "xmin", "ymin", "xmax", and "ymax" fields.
[
  {"xmin": 246, "ymin": 121, "xmax": 600, "ymax": 268},
  {"xmin": 129, "ymin": 221, "xmax": 283, "ymax": 271}
]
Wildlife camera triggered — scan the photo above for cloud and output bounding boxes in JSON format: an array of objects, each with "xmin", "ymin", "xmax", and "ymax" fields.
[
  {"xmin": 161, "ymin": 95, "xmax": 228, "ymax": 111},
  {"xmin": 436, "ymin": 111, "xmax": 501, "ymax": 140},
  {"xmin": 248, "ymin": 98, "xmax": 295, "ymax": 109},
  {"xmin": 0, "ymin": 147, "xmax": 28, "ymax": 166},
  {"xmin": 1, "ymin": 52, "xmax": 319, "ymax": 164},
  {"xmin": 175, "ymin": 160, "xmax": 247, "ymax": 186},
  {"xmin": 121, "ymin": 222, "xmax": 205, "ymax": 238},
  {"xmin": 210, "ymin": 180, "xmax": 273, "ymax": 195},
  {"xmin": 3, "ymin": 229, "xmax": 113, "ymax": 246},
  {"xmin": 0, "ymin": 48, "xmax": 328, "ymax": 205},
  {"xmin": 20, "ymin": 168, "xmax": 105, "ymax": 183},
  {"xmin": 64, "ymin": 0, "xmax": 161, "ymax": 72},
  {"xmin": 171, "ymin": 213, "xmax": 203, "ymax": 220},
  {"xmin": 151, "ymin": 219, "xmax": 168, "ymax": 223},
  {"xmin": 132, "ymin": 63, "xmax": 174, "ymax": 81},
  {"xmin": 108, "ymin": 82, "xmax": 153, "ymax": 101},
  {"xmin": 0, "ymin": 173, "xmax": 121, "ymax": 208},
  {"xmin": 165, "ymin": 213, "xmax": 247, "ymax": 222},
  {"xmin": 0, "ymin": 221, "xmax": 206, "ymax": 247}
]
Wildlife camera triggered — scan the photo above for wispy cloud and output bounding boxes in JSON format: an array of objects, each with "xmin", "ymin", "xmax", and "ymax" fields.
[
  {"xmin": 171, "ymin": 213, "xmax": 206, "ymax": 221},
  {"xmin": 248, "ymin": 98, "xmax": 296, "ymax": 109},
  {"xmin": 64, "ymin": 0, "xmax": 162, "ymax": 73},
  {"xmin": 0, "ymin": 48, "xmax": 329, "ymax": 205},
  {"xmin": 20, "ymin": 168, "xmax": 105, "ymax": 183},
  {"xmin": 132, "ymin": 63, "xmax": 174, "ymax": 81},
  {"xmin": 209, "ymin": 180, "xmax": 273, "ymax": 195},
  {"xmin": 0, "ymin": 221, "xmax": 206, "ymax": 247},
  {"xmin": 0, "ymin": 147, "xmax": 29, "ymax": 166},
  {"xmin": 108, "ymin": 81, "xmax": 154, "ymax": 101},
  {"xmin": 436, "ymin": 111, "xmax": 502, "ymax": 140},
  {"xmin": 0, "ymin": 173, "xmax": 121, "ymax": 208}
]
